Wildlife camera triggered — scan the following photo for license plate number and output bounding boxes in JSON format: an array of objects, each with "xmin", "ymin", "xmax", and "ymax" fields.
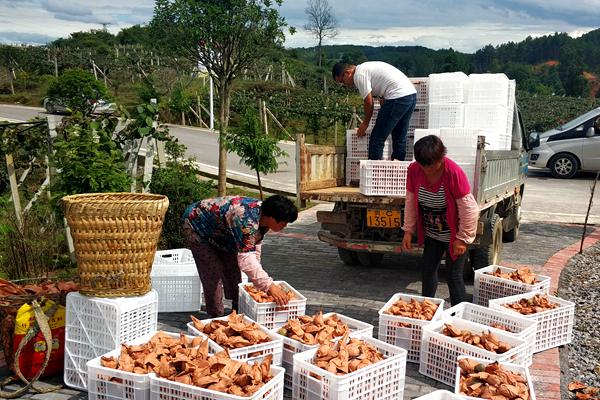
[{"xmin": 366, "ymin": 209, "xmax": 401, "ymax": 228}]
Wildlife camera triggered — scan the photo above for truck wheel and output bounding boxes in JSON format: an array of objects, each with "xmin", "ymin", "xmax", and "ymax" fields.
[
  {"xmin": 357, "ymin": 252, "xmax": 384, "ymax": 268},
  {"xmin": 549, "ymin": 153, "xmax": 578, "ymax": 179},
  {"xmin": 503, "ymin": 205, "xmax": 521, "ymax": 243},
  {"xmin": 470, "ymin": 214, "xmax": 503, "ymax": 271},
  {"xmin": 337, "ymin": 248, "xmax": 359, "ymax": 266}
]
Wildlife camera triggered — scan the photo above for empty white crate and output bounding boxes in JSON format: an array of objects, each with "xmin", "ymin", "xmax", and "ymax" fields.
[
  {"xmin": 87, "ymin": 331, "xmax": 218, "ymax": 400},
  {"xmin": 378, "ymin": 293, "xmax": 445, "ymax": 363},
  {"xmin": 346, "ymin": 157, "xmax": 363, "ymax": 186},
  {"xmin": 442, "ymin": 302, "xmax": 537, "ymax": 366},
  {"xmin": 428, "ymin": 104, "xmax": 464, "ymax": 129},
  {"xmin": 414, "ymin": 128, "xmax": 441, "ymax": 145},
  {"xmin": 346, "ymin": 129, "xmax": 392, "ymax": 159},
  {"xmin": 410, "ymin": 77, "xmax": 429, "ymax": 106},
  {"xmin": 465, "ymin": 74, "xmax": 510, "ymax": 105},
  {"xmin": 474, "ymin": 265, "xmax": 551, "ymax": 307},
  {"xmin": 276, "ymin": 313, "xmax": 373, "ymax": 389},
  {"xmin": 359, "ymin": 160, "xmax": 410, "ymax": 197},
  {"xmin": 151, "ymin": 249, "xmax": 202, "ymax": 313},
  {"xmin": 454, "ymin": 356, "xmax": 536, "ymax": 400},
  {"xmin": 464, "ymin": 104, "xmax": 509, "ymax": 141},
  {"xmin": 456, "ymin": 162, "xmax": 476, "ymax": 191},
  {"xmin": 419, "ymin": 317, "xmax": 528, "ymax": 386},
  {"xmin": 149, "ymin": 366, "xmax": 285, "ymax": 400},
  {"xmin": 187, "ymin": 314, "xmax": 283, "ymax": 366},
  {"xmin": 292, "ymin": 335, "xmax": 407, "ymax": 400},
  {"xmin": 64, "ymin": 290, "xmax": 158, "ymax": 390},
  {"xmin": 489, "ymin": 290, "xmax": 575, "ymax": 353},
  {"xmin": 414, "ymin": 390, "xmax": 463, "ymax": 400},
  {"xmin": 428, "ymin": 72, "xmax": 468, "ymax": 103},
  {"xmin": 238, "ymin": 281, "xmax": 307, "ymax": 330},
  {"xmin": 410, "ymin": 106, "xmax": 429, "ymax": 130}
]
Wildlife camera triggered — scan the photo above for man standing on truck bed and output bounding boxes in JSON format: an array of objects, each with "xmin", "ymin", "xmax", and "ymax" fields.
[{"xmin": 332, "ymin": 61, "xmax": 417, "ymax": 161}]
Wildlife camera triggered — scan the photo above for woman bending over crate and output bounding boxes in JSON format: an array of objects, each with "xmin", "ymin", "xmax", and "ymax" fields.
[
  {"xmin": 402, "ymin": 135, "xmax": 479, "ymax": 305},
  {"xmin": 182, "ymin": 195, "xmax": 298, "ymax": 317}
]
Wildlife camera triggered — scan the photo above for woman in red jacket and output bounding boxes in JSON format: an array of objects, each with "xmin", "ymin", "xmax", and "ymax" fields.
[{"xmin": 402, "ymin": 135, "xmax": 479, "ymax": 305}]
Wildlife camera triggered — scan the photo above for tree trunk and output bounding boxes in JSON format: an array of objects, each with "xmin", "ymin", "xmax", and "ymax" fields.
[
  {"xmin": 256, "ymin": 170, "xmax": 263, "ymax": 200},
  {"xmin": 217, "ymin": 84, "xmax": 231, "ymax": 196},
  {"xmin": 9, "ymin": 68, "xmax": 14, "ymax": 95},
  {"xmin": 317, "ymin": 37, "xmax": 323, "ymax": 67}
]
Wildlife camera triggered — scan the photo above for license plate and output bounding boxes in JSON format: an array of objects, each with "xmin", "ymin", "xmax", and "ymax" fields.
[{"xmin": 366, "ymin": 209, "xmax": 401, "ymax": 228}]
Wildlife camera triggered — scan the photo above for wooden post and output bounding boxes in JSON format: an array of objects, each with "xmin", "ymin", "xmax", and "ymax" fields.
[
  {"xmin": 295, "ymin": 133, "xmax": 306, "ymax": 209},
  {"xmin": 53, "ymin": 55, "xmax": 58, "ymax": 77},
  {"xmin": 262, "ymin": 100, "xmax": 269, "ymax": 136},
  {"xmin": 9, "ymin": 68, "xmax": 14, "ymax": 95},
  {"xmin": 197, "ymin": 95, "xmax": 202, "ymax": 126},
  {"xmin": 142, "ymin": 137, "xmax": 154, "ymax": 192},
  {"xmin": 181, "ymin": 112, "xmax": 186, "ymax": 126},
  {"xmin": 6, "ymin": 154, "xmax": 22, "ymax": 225}
]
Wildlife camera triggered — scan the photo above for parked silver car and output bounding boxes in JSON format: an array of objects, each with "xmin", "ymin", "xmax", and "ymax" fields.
[{"xmin": 528, "ymin": 107, "xmax": 600, "ymax": 178}]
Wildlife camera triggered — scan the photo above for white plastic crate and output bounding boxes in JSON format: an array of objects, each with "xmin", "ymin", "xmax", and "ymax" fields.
[
  {"xmin": 345, "ymin": 157, "xmax": 362, "ymax": 186},
  {"xmin": 414, "ymin": 129, "xmax": 441, "ymax": 146},
  {"xmin": 346, "ymin": 129, "xmax": 392, "ymax": 159},
  {"xmin": 464, "ymin": 104, "xmax": 508, "ymax": 143},
  {"xmin": 277, "ymin": 313, "xmax": 374, "ymax": 389},
  {"xmin": 473, "ymin": 265, "xmax": 551, "ymax": 307},
  {"xmin": 428, "ymin": 104, "xmax": 464, "ymax": 129},
  {"xmin": 359, "ymin": 160, "xmax": 410, "ymax": 197},
  {"xmin": 410, "ymin": 77, "xmax": 429, "ymax": 106},
  {"xmin": 414, "ymin": 390, "xmax": 464, "ymax": 400},
  {"xmin": 456, "ymin": 162, "xmax": 475, "ymax": 191},
  {"xmin": 454, "ymin": 356, "xmax": 536, "ymax": 400},
  {"xmin": 442, "ymin": 302, "xmax": 537, "ymax": 366},
  {"xmin": 87, "ymin": 331, "xmax": 218, "ymax": 400},
  {"xmin": 187, "ymin": 314, "xmax": 283, "ymax": 366},
  {"xmin": 151, "ymin": 249, "xmax": 202, "ymax": 313},
  {"xmin": 465, "ymin": 73, "xmax": 510, "ymax": 105},
  {"xmin": 238, "ymin": 281, "xmax": 307, "ymax": 330},
  {"xmin": 489, "ymin": 290, "xmax": 575, "ymax": 353},
  {"xmin": 419, "ymin": 317, "xmax": 529, "ymax": 386},
  {"xmin": 409, "ymin": 106, "xmax": 429, "ymax": 130},
  {"xmin": 149, "ymin": 366, "xmax": 285, "ymax": 400},
  {"xmin": 377, "ymin": 293, "xmax": 445, "ymax": 363},
  {"xmin": 64, "ymin": 290, "xmax": 158, "ymax": 390},
  {"xmin": 292, "ymin": 335, "xmax": 407, "ymax": 400},
  {"xmin": 428, "ymin": 72, "xmax": 468, "ymax": 103}
]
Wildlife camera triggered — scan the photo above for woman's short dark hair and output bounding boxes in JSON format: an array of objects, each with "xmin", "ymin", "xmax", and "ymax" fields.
[
  {"xmin": 413, "ymin": 135, "xmax": 447, "ymax": 166},
  {"xmin": 261, "ymin": 195, "xmax": 298, "ymax": 223}
]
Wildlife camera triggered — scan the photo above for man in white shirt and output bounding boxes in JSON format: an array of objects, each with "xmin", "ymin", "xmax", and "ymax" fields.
[{"xmin": 333, "ymin": 61, "xmax": 417, "ymax": 160}]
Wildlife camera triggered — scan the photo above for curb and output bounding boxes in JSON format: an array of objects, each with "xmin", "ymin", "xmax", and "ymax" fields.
[{"xmin": 528, "ymin": 225, "xmax": 600, "ymax": 400}]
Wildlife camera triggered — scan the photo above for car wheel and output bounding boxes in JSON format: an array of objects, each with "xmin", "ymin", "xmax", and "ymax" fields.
[
  {"xmin": 549, "ymin": 153, "xmax": 578, "ymax": 179},
  {"xmin": 45, "ymin": 103, "xmax": 54, "ymax": 114}
]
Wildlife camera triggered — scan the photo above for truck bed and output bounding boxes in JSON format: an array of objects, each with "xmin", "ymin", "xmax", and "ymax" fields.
[{"xmin": 302, "ymin": 186, "xmax": 406, "ymax": 205}]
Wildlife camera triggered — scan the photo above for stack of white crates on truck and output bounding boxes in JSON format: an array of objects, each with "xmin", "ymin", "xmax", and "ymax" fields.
[
  {"xmin": 421, "ymin": 72, "xmax": 516, "ymax": 189},
  {"xmin": 151, "ymin": 249, "xmax": 202, "ymax": 312},
  {"xmin": 63, "ymin": 290, "xmax": 158, "ymax": 390},
  {"xmin": 407, "ymin": 77, "xmax": 430, "ymax": 160},
  {"xmin": 465, "ymin": 73, "xmax": 514, "ymax": 150}
]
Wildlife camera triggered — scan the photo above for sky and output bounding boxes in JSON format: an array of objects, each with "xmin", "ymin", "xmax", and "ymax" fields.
[{"xmin": 0, "ymin": 0, "xmax": 599, "ymax": 53}]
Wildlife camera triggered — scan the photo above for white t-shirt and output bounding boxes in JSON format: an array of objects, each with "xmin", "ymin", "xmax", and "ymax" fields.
[{"xmin": 353, "ymin": 61, "xmax": 416, "ymax": 100}]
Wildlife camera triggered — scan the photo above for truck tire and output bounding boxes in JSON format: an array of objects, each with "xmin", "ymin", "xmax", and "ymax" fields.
[
  {"xmin": 549, "ymin": 153, "xmax": 578, "ymax": 179},
  {"xmin": 337, "ymin": 248, "xmax": 359, "ymax": 266},
  {"xmin": 470, "ymin": 214, "xmax": 503, "ymax": 271},
  {"xmin": 503, "ymin": 205, "xmax": 521, "ymax": 243},
  {"xmin": 357, "ymin": 252, "xmax": 384, "ymax": 268}
]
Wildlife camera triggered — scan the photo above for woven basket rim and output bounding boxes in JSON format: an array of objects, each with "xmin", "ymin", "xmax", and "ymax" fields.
[{"xmin": 61, "ymin": 192, "xmax": 168, "ymax": 205}]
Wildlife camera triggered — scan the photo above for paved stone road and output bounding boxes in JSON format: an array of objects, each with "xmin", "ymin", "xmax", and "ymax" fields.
[{"xmin": 1, "ymin": 202, "xmax": 589, "ymax": 399}]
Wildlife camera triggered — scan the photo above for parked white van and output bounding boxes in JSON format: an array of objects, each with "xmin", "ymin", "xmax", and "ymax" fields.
[{"xmin": 528, "ymin": 107, "xmax": 600, "ymax": 178}]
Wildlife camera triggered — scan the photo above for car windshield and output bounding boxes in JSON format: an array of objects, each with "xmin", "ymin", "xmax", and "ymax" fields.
[{"xmin": 557, "ymin": 109, "xmax": 600, "ymax": 130}]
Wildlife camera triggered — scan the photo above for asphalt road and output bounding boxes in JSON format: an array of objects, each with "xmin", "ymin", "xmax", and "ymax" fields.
[{"xmin": 2, "ymin": 103, "xmax": 599, "ymax": 224}]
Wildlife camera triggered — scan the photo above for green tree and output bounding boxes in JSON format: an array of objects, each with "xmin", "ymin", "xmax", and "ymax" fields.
[
  {"xmin": 225, "ymin": 107, "xmax": 287, "ymax": 199},
  {"xmin": 46, "ymin": 69, "xmax": 107, "ymax": 113},
  {"xmin": 150, "ymin": 0, "xmax": 289, "ymax": 196}
]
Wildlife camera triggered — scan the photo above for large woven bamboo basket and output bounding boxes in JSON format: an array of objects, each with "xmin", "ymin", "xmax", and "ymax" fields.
[{"xmin": 61, "ymin": 193, "xmax": 169, "ymax": 297}]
